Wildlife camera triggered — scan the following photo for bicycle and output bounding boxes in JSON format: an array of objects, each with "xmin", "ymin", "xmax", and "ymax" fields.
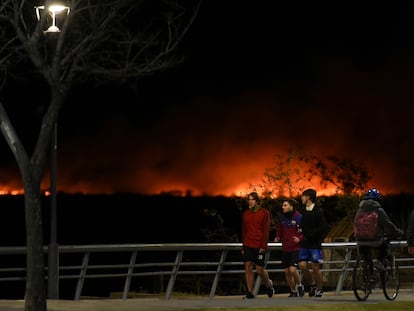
[{"xmin": 352, "ymin": 238, "xmax": 399, "ymax": 301}]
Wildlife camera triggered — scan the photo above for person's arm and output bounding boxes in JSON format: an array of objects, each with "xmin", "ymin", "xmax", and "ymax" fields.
[
  {"xmin": 260, "ymin": 209, "xmax": 270, "ymax": 251},
  {"xmin": 241, "ymin": 212, "xmax": 247, "ymax": 249},
  {"xmin": 378, "ymin": 208, "xmax": 403, "ymax": 239},
  {"xmin": 274, "ymin": 216, "xmax": 282, "ymax": 242}
]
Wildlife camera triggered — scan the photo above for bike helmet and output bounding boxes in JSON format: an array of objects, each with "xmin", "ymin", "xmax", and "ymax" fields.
[{"xmin": 363, "ymin": 188, "xmax": 381, "ymax": 201}]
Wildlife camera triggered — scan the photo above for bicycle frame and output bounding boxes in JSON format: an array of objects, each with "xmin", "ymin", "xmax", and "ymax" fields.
[{"xmin": 352, "ymin": 240, "xmax": 399, "ymax": 301}]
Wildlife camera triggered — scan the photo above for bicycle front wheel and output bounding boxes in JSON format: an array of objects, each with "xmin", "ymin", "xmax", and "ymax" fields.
[
  {"xmin": 353, "ymin": 256, "xmax": 370, "ymax": 301},
  {"xmin": 382, "ymin": 256, "xmax": 399, "ymax": 300}
]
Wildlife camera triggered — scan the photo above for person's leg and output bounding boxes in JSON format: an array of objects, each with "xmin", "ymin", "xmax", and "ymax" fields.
[
  {"xmin": 244, "ymin": 261, "xmax": 255, "ymax": 294},
  {"xmin": 256, "ymin": 262, "xmax": 274, "ymax": 297},
  {"xmin": 378, "ymin": 241, "xmax": 389, "ymax": 265},
  {"xmin": 293, "ymin": 266, "xmax": 304, "ymax": 297},
  {"xmin": 299, "ymin": 247, "xmax": 315, "ymax": 296},
  {"xmin": 310, "ymin": 262, "xmax": 323, "ymax": 297},
  {"xmin": 311, "ymin": 262, "xmax": 323, "ymax": 289},
  {"xmin": 290, "ymin": 266, "xmax": 300, "ymax": 287},
  {"xmin": 309, "ymin": 249, "xmax": 324, "ymax": 297},
  {"xmin": 290, "ymin": 250, "xmax": 304, "ymax": 297},
  {"xmin": 285, "ymin": 267, "xmax": 295, "ymax": 291},
  {"xmin": 255, "ymin": 265, "xmax": 270, "ymax": 285},
  {"xmin": 359, "ymin": 246, "xmax": 374, "ymax": 272},
  {"xmin": 289, "ymin": 251, "xmax": 301, "ymax": 285},
  {"xmin": 298, "ymin": 260, "xmax": 313, "ymax": 286},
  {"xmin": 242, "ymin": 246, "xmax": 256, "ymax": 298},
  {"xmin": 286, "ymin": 266, "xmax": 300, "ymax": 297},
  {"xmin": 281, "ymin": 252, "xmax": 294, "ymax": 293}
]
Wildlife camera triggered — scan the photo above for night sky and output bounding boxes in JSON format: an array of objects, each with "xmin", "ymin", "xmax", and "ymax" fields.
[{"xmin": 1, "ymin": 1, "xmax": 414, "ymax": 196}]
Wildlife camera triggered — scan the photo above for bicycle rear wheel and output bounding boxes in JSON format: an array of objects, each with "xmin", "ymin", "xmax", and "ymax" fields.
[
  {"xmin": 382, "ymin": 256, "xmax": 399, "ymax": 300},
  {"xmin": 352, "ymin": 256, "xmax": 371, "ymax": 301}
]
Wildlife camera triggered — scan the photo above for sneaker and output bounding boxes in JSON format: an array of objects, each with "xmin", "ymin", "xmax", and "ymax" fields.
[
  {"xmin": 267, "ymin": 279, "xmax": 275, "ymax": 298},
  {"xmin": 297, "ymin": 284, "xmax": 305, "ymax": 297},
  {"xmin": 244, "ymin": 292, "xmax": 255, "ymax": 299},
  {"xmin": 309, "ymin": 285, "xmax": 316, "ymax": 297},
  {"xmin": 314, "ymin": 288, "xmax": 324, "ymax": 298},
  {"xmin": 288, "ymin": 291, "xmax": 298, "ymax": 297}
]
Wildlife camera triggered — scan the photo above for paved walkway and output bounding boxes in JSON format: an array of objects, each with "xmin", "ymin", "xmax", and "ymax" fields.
[{"xmin": 0, "ymin": 290, "xmax": 413, "ymax": 311}]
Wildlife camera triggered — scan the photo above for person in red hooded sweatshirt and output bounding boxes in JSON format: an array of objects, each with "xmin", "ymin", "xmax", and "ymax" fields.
[
  {"xmin": 241, "ymin": 192, "xmax": 274, "ymax": 299},
  {"xmin": 274, "ymin": 199, "xmax": 305, "ymax": 297}
]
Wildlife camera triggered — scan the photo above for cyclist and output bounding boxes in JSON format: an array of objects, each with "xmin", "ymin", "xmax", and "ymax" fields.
[{"xmin": 353, "ymin": 188, "xmax": 404, "ymax": 267}]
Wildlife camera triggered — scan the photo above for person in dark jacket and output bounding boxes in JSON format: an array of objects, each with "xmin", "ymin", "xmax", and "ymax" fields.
[
  {"xmin": 298, "ymin": 189, "xmax": 328, "ymax": 298},
  {"xmin": 274, "ymin": 198, "xmax": 305, "ymax": 297},
  {"xmin": 407, "ymin": 209, "xmax": 414, "ymax": 256},
  {"xmin": 354, "ymin": 188, "xmax": 404, "ymax": 265}
]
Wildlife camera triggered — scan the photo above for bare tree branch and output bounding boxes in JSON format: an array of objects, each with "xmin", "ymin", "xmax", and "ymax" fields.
[
  {"xmin": 0, "ymin": 101, "xmax": 28, "ymax": 158},
  {"xmin": 62, "ymin": 0, "xmax": 202, "ymax": 83},
  {"xmin": 0, "ymin": 2, "xmax": 201, "ymax": 309}
]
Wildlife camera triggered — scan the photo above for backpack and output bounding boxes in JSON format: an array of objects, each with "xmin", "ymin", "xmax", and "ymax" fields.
[{"xmin": 354, "ymin": 210, "xmax": 379, "ymax": 241}]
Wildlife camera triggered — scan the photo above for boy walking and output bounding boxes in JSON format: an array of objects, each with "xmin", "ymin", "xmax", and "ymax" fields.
[
  {"xmin": 242, "ymin": 192, "xmax": 274, "ymax": 299},
  {"xmin": 274, "ymin": 199, "xmax": 305, "ymax": 297},
  {"xmin": 298, "ymin": 189, "xmax": 328, "ymax": 298}
]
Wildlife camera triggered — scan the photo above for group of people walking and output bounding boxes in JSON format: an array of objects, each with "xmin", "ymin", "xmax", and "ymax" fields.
[
  {"xmin": 241, "ymin": 187, "xmax": 410, "ymax": 299},
  {"xmin": 242, "ymin": 188, "xmax": 327, "ymax": 299}
]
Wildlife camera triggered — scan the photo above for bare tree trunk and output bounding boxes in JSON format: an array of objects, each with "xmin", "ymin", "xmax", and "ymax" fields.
[
  {"xmin": 0, "ymin": 102, "xmax": 50, "ymax": 311},
  {"xmin": 23, "ymin": 173, "xmax": 47, "ymax": 311}
]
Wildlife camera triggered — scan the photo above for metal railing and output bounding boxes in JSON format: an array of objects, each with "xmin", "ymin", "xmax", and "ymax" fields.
[{"xmin": 0, "ymin": 241, "xmax": 412, "ymax": 300}]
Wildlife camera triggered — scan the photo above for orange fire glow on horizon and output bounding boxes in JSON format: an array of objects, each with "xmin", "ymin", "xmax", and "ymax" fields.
[
  {"xmin": 0, "ymin": 163, "xmax": 403, "ymax": 198},
  {"xmin": 0, "ymin": 184, "xmax": 339, "ymax": 197},
  {"xmin": 0, "ymin": 189, "xmax": 24, "ymax": 196},
  {"xmin": 1, "ymin": 90, "xmax": 413, "ymax": 198},
  {"xmin": 0, "ymin": 182, "xmax": 396, "ymax": 198}
]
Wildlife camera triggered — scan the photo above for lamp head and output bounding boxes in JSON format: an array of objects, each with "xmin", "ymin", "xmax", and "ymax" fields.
[
  {"xmin": 48, "ymin": 5, "xmax": 67, "ymax": 14},
  {"xmin": 34, "ymin": 3, "xmax": 70, "ymax": 33}
]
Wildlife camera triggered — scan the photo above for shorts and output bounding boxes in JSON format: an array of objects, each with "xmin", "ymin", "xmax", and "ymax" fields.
[
  {"xmin": 243, "ymin": 246, "xmax": 266, "ymax": 267},
  {"xmin": 298, "ymin": 247, "xmax": 323, "ymax": 264},
  {"xmin": 281, "ymin": 250, "xmax": 299, "ymax": 269}
]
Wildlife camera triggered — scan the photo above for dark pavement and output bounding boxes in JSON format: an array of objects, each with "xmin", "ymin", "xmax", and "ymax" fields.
[{"xmin": 0, "ymin": 290, "xmax": 413, "ymax": 311}]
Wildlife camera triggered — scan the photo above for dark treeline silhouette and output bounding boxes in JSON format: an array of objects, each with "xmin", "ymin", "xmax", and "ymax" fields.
[
  {"xmin": 0, "ymin": 193, "xmax": 244, "ymax": 246},
  {"xmin": 1, "ymin": 193, "xmax": 413, "ymax": 246}
]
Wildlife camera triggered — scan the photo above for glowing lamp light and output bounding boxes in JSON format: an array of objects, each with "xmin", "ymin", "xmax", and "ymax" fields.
[{"xmin": 35, "ymin": 3, "xmax": 70, "ymax": 33}]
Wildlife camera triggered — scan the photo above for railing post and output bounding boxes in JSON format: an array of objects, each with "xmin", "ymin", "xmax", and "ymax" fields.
[
  {"xmin": 47, "ymin": 242, "xmax": 59, "ymax": 299},
  {"xmin": 335, "ymin": 248, "xmax": 354, "ymax": 295},
  {"xmin": 74, "ymin": 252, "xmax": 90, "ymax": 300},
  {"xmin": 209, "ymin": 250, "xmax": 228, "ymax": 298},
  {"xmin": 165, "ymin": 250, "xmax": 183, "ymax": 300},
  {"xmin": 122, "ymin": 250, "xmax": 138, "ymax": 300}
]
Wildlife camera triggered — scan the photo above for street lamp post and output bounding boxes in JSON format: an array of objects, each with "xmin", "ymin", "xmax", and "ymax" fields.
[
  {"xmin": 35, "ymin": 2, "xmax": 70, "ymax": 300},
  {"xmin": 49, "ymin": 123, "xmax": 58, "ymax": 299}
]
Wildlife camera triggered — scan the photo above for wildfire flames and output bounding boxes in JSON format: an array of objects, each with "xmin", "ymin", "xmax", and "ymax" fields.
[{"xmin": 1, "ymin": 66, "xmax": 413, "ymax": 197}]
